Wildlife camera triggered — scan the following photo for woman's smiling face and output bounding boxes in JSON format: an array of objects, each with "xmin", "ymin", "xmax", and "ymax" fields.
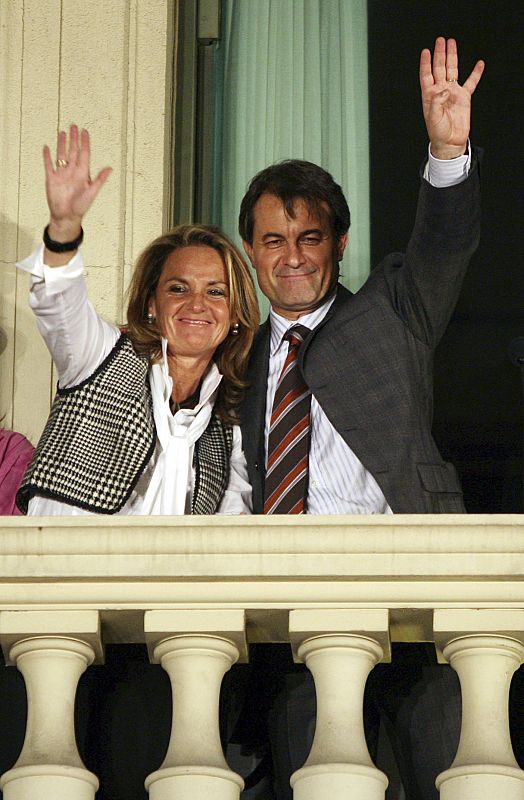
[{"xmin": 149, "ymin": 245, "xmax": 233, "ymax": 361}]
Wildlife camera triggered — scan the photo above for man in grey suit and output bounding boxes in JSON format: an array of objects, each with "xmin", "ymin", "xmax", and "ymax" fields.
[{"xmin": 229, "ymin": 37, "xmax": 485, "ymax": 800}]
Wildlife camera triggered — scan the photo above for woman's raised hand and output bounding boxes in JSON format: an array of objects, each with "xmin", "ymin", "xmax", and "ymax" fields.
[{"xmin": 43, "ymin": 125, "xmax": 112, "ymax": 240}]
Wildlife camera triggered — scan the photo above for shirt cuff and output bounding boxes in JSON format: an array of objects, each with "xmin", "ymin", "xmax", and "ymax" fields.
[
  {"xmin": 17, "ymin": 244, "xmax": 85, "ymax": 294},
  {"xmin": 423, "ymin": 141, "xmax": 471, "ymax": 188}
]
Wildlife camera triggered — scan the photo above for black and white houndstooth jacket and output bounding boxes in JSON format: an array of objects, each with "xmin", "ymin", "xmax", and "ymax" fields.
[{"xmin": 17, "ymin": 333, "xmax": 233, "ymax": 514}]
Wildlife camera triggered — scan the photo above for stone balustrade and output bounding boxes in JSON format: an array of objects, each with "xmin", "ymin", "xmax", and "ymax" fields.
[{"xmin": 0, "ymin": 514, "xmax": 524, "ymax": 799}]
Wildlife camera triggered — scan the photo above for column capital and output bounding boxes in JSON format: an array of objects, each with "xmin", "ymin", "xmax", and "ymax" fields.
[
  {"xmin": 434, "ymin": 608, "xmax": 524, "ymax": 657},
  {"xmin": 0, "ymin": 610, "xmax": 103, "ymax": 663},
  {"xmin": 144, "ymin": 608, "xmax": 247, "ymax": 661},
  {"xmin": 289, "ymin": 608, "xmax": 390, "ymax": 661}
]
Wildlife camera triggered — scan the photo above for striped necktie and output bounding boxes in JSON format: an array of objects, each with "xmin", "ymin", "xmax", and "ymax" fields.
[{"xmin": 264, "ymin": 324, "xmax": 311, "ymax": 514}]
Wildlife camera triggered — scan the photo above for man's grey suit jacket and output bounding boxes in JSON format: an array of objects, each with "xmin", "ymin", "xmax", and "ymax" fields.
[{"xmin": 240, "ymin": 151, "xmax": 481, "ymax": 514}]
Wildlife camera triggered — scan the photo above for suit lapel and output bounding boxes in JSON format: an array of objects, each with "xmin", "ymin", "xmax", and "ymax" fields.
[{"xmin": 298, "ymin": 284, "xmax": 354, "ymax": 368}]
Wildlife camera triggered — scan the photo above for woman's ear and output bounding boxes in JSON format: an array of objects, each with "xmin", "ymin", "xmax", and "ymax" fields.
[{"xmin": 229, "ymin": 313, "xmax": 240, "ymax": 336}]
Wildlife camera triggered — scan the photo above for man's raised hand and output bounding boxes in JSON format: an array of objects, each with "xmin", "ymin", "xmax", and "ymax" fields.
[{"xmin": 419, "ymin": 37, "xmax": 484, "ymax": 160}]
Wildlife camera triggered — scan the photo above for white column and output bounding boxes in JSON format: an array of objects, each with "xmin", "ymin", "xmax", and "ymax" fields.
[
  {"xmin": 0, "ymin": 611, "xmax": 102, "ymax": 800},
  {"xmin": 434, "ymin": 610, "xmax": 524, "ymax": 800},
  {"xmin": 144, "ymin": 610, "xmax": 246, "ymax": 800},
  {"xmin": 289, "ymin": 609, "xmax": 389, "ymax": 800}
]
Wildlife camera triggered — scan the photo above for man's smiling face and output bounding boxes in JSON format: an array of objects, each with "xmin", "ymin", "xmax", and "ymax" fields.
[{"xmin": 243, "ymin": 193, "xmax": 347, "ymax": 319}]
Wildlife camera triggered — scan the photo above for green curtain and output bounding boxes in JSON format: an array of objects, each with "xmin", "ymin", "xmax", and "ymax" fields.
[{"xmin": 213, "ymin": 0, "xmax": 369, "ymax": 317}]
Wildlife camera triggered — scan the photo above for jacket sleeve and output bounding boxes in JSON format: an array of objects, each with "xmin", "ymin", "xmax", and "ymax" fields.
[
  {"xmin": 17, "ymin": 244, "xmax": 120, "ymax": 388},
  {"xmin": 373, "ymin": 147, "xmax": 482, "ymax": 348}
]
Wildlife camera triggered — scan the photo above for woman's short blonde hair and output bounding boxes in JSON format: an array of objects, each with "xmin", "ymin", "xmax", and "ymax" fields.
[{"xmin": 126, "ymin": 224, "xmax": 260, "ymax": 422}]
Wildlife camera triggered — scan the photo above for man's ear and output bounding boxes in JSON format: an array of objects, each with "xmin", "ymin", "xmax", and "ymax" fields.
[
  {"xmin": 337, "ymin": 233, "xmax": 349, "ymax": 261},
  {"xmin": 242, "ymin": 240, "xmax": 254, "ymax": 266}
]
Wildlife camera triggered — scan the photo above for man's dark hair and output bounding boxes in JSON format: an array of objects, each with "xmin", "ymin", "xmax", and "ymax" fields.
[{"xmin": 238, "ymin": 159, "xmax": 351, "ymax": 245}]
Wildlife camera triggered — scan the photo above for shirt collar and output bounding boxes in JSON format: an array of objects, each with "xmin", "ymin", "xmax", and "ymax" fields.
[{"xmin": 269, "ymin": 291, "xmax": 337, "ymax": 356}]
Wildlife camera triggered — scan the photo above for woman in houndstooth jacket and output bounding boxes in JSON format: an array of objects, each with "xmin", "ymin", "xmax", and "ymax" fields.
[{"xmin": 17, "ymin": 126, "xmax": 259, "ymax": 516}]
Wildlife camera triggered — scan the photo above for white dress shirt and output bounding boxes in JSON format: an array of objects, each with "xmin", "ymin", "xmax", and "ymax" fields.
[
  {"xmin": 267, "ymin": 303, "xmax": 393, "ymax": 514},
  {"xmin": 17, "ymin": 246, "xmax": 252, "ymax": 516},
  {"xmin": 265, "ymin": 149, "xmax": 470, "ymax": 514}
]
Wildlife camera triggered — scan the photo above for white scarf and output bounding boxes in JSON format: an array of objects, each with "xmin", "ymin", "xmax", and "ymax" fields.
[{"xmin": 142, "ymin": 339, "xmax": 222, "ymax": 514}]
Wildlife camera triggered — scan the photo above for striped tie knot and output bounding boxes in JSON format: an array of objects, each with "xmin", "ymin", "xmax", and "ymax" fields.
[
  {"xmin": 285, "ymin": 324, "xmax": 309, "ymax": 349},
  {"xmin": 264, "ymin": 324, "xmax": 312, "ymax": 515}
]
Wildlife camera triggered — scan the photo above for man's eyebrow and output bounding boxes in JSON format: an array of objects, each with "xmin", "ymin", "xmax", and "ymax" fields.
[
  {"xmin": 299, "ymin": 228, "xmax": 326, "ymax": 236},
  {"xmin": 261, "ymin": 231, "xmax": 285, "ymax": 240},
  {"xmin": 260, "ymin": 227, "xmax": 326, "ymax": 240}
]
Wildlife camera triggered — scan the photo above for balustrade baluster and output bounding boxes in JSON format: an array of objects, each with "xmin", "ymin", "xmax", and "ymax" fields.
[
  {"xmin": 289, "ymin": 609, "xmax": 389, "ymax": 800},
  {"xmin": 144, "ymin": 610, "xmax": 246, "ymax": 800},
  {"xmin": 0, "ymin": 611, "xmax": 102, "ymax": 800},
  {"xmin": 435, "ymin": 610, "xmax": 524, "ymax": 799}
]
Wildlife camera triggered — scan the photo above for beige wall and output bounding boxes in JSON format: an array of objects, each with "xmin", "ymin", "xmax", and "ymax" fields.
[{"xmin": 0, "ymin": 0, "xmax": 174, "ymax": 443}]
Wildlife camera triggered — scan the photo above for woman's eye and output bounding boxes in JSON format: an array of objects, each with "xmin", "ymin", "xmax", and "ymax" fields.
[
  {"xmin": 169, "ymin": 285, "xmax": 186, "ymax": 293},
  {"xmin": 208, "ymin": 288, "xmax": 226, "ymax": 297}
]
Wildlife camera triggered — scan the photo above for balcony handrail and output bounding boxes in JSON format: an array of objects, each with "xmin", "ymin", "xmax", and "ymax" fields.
[{"xmin": 0, "ymin": 514, "xmax": 521, "ymax": 644}]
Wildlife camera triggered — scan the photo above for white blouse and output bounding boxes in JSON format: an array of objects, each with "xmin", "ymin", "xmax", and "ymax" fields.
[{"xmin": 17, "ymin": 246, "xmax": 252, "ymax": 516}]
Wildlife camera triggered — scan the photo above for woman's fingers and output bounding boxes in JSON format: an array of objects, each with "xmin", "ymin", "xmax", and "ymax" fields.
[
  {"xmin": 43, "ymin": 144, "xmax": 55, "ymax": 175},
  {"xmin": 43, "ymin": 125, "xmax": 111, "ymax": 220},
  {"xmin": 55, "ymin": 129, "xmax": 68, "ymax": 167},
  {"xmin": 78, "ymin": 128, "xmax": 91, "ymax": 174},
  {"xmin": 67, "ymin": 124, "xmax": 80, "ymax": 167},
  {"xmin": 86, "ymin": 166, "xmax": 113, "ymax": 204}
]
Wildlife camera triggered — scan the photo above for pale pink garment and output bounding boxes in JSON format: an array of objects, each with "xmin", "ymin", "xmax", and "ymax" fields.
[{"xmin": 0, "ymin": 429, "xmax": 35, "ymax": 515}]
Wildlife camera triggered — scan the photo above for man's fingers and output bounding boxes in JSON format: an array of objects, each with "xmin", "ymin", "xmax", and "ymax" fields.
[
  {"xmin": 445, "ymin": 38, "xmax": 458, "ymax": 81},
  {"xmin": 419, "ymin": 48, "xmax": 434, "ymax": 90},
  {"xmin": 462, "ymin": 60, "xmax": 485, "ymax": 95},
  {"xmin": 432, "ymin": 36, "xmax": 447, "ymax": 83},
  {"xmin": 422, "ymin": 37, "xmax": 484, "ymax": 98}
]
